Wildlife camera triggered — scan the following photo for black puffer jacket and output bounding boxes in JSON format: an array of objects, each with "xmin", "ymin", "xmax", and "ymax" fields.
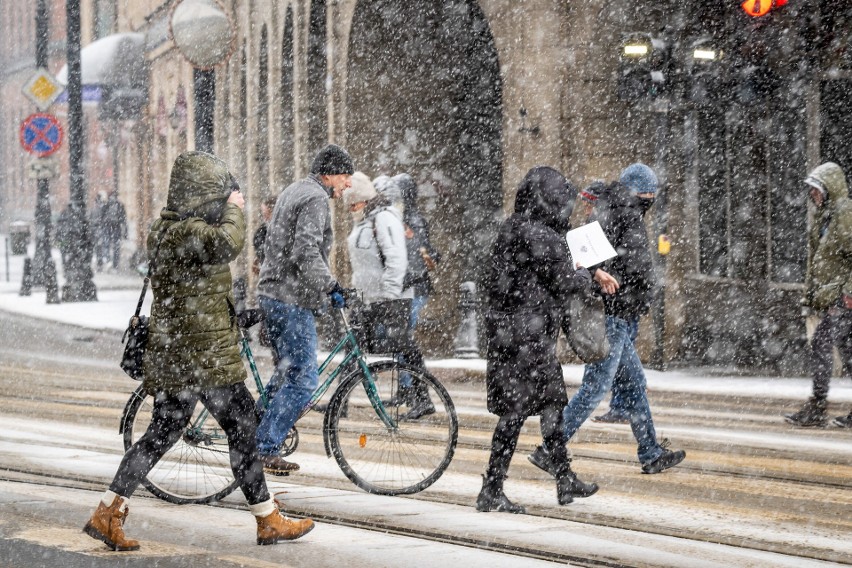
[
  {"xmin": 485, "ymin": 166, "xmax": 592, "ymax": 417},
  {"xmin": 592, "ymin": 182, "xmax": 656, "ymax": 318}
]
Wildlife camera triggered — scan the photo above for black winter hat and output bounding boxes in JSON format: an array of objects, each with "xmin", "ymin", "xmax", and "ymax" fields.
[{"xmin": 310, "ymin": 144, "xmax": 354, "ymax": 175}]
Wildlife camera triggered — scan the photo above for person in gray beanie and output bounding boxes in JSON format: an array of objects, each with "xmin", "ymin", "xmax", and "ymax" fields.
[{"xmin": 255, "ymin": 144, "xmax": 353, "ymax": 475}]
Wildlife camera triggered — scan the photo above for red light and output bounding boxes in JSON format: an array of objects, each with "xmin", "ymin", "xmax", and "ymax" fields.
[{"xmin": 741, "ymin": 0, "xmax": 788, "ymax": 17}]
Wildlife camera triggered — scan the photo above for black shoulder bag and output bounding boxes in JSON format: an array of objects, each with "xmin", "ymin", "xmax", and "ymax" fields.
[{"xmin": 120, "ymin": 227, "xmax": 170, "ymax": 380}]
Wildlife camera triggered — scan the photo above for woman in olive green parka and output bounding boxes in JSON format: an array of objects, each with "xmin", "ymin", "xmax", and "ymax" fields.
[
  {"xmin": 143, "ymin": 152, "xmax": 246, "ymax": 392},
  {"xmin": 83, "ymin": 152, "xmax": 314, "ymax": 552}
]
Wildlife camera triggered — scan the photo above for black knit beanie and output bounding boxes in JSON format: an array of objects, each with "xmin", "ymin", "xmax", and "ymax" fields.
[{"xmin": 310, "ymin": 144, "xmax": 354, "ymax": 175}]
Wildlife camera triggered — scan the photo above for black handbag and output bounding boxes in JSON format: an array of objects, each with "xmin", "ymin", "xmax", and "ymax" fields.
[
  {"xmin": 120, "ymin": 292, "xmax": 149, "ymax": 380},
  {"xmin": 352, "ymin": 298, "xmax": 413, "ymax": 354},
  {"xmin": 120, "ymin": 227, "xmax": 169, "ymax": 380},
  {"xmin": 563, "ymin": 287, "xmax": 610, "ymax": 363}
]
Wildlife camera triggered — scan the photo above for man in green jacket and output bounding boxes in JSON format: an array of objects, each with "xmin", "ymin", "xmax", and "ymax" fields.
[
  {"xmin": 785, "ymin": 162, "xmax": 852, "ymax": 428},
  {"xmin": 83, "ymin": 152, "xmax": 314, "ymax": 551}
]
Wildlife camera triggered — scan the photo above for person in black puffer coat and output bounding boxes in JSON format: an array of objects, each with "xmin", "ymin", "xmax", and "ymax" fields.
[{"xmin": 476, "ymin": 166, "xmax": 599, "ymax": 514}]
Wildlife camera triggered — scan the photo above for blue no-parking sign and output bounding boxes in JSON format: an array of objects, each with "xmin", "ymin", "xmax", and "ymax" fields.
[{"xmin": 19, "ymin": 113, "xmax": 63, "ymax": 157}]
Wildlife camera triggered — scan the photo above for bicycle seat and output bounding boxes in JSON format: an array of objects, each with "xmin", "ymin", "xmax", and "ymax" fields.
[{"xmin": 236, "ymin": 308, "xmax": 266, "ymax": 330}]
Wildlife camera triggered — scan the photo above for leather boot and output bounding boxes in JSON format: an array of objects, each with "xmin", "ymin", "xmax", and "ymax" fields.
[
  {"xmin": 556, "ymin": 463, "xmax": 599, "ymax": 505},
  {"xmin": 256, "ymin": 511, "xmax": 315, "ymax": 545},
  {"xmin": 402, "ymin": 383, "xmax": 435, "ymax": 420},
  {"xmin": 82, "ymin": 496, "xmax": 140, "ymax": 551},
  {"xmin": 475, "ymin": 475, "xmax": 526, "ymax": 514}
]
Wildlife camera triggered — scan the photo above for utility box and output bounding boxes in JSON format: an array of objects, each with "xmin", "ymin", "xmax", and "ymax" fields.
[{"xmin": 9, "ymin": 221, "xmax": 31, "ymax": 255}]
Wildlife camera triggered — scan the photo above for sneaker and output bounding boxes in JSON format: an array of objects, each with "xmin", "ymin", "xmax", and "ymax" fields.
[
  {"xmin": 833, "ymin": 412, "xmax": 852, "ymax": 428},
  {"xmin": 401, "ymin": 399, "xmax": 435, "ymax": 420},
  {"xmin": 784, "ymin": 398, "xmax": 828, "ymax": 428},
  {"xmin": 261, "ymin": 455, "xmax": 299, "ymax": 476},
  {"xmin": 641, "ymin": 439, "xmax": 685, "ymax": 474},
  {"xmin": 592, "ymin": 409, "xmax": 630, "ymax": 424}
]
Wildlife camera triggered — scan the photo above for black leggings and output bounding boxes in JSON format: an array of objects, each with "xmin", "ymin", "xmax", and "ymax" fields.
[
  {"xmin": 485, "ymin": 405, "xmax": 569, "ymax": 485},
  {"xmin": 110, "ymin": 383, "xmax": 270, "ymax": 505}
]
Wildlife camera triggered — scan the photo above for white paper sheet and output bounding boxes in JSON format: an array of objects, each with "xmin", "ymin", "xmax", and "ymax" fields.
[{"xmin": 565, "ymin": 221, "xmax": 617, "ymax": 268}]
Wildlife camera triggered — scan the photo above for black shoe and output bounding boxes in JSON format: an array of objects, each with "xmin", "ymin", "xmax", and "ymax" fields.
[
  {"xmin": 475, "ymin": 476, "xmax": 526, "ymax": 514},
  {"xmin": 382, "ymin": 386, "xmax": 413, "ymax": 408},
  {"xmin": 784, "ymin": 398, "xmax": 828, "ymax": 428},
  {"xmin": 833, "ymin": 412, "xmax": 852, "ymax": 428},
  {"xmin": 401, "ymin": 385, "xmax": 435, "ymax": 420},
  {"xmin": 527, "ymin": 445, "xmax": 573, "ymax": 477},
  {"xmin": 261, "ymin": 455, "xmax": 299, "ymax": 476},
  {"xmin": 528, "ymin": 445, "xmax": 558, "ymax": 477},
  {"xmin": 556, "ymin": 468, "xmax": 599, "ymax": 504},
  {"xmin": 313, "ymin": 401, "xmax": 348, "ymax": 417},
  {"xmin": 592, "ymin": 409, "xmax": 630, "ymax": 424},
  {"xmin": 642, "ymin": 441, "xmax": 686, "ymax": 474}
]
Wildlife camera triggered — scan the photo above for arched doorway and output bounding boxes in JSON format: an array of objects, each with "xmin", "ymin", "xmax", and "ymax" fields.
[{"xmin": 347, "ymin": 0, "xmax": 503, "ymax": 351}]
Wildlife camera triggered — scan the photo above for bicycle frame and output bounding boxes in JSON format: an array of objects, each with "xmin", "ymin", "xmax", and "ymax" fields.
[{"xmin": 190, "ymin": 307, "xmax": 398, "ymax": 437}]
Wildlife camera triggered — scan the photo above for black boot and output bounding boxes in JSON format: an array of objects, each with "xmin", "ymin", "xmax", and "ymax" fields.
[
  {"xmin": 833, "ymin": 411, "xmax": 852, "ymax": 428},
  {"xmin": 784, "ymin": 397, "xmax": 828, "ymax": 427},
  {"xmin": 475, "ymin": 475, "xmax": 525, "ymax": 514},
  {"xmin": 402, "ymin": 383, "xmax": 435, "ymax": 420},
  {"xmin": 556, "ymin": 463, "xmax": 599, "ymax": 505},
  {"xmin": 382, "ymin": 385, "xmax": 413, "ymax": 407}
]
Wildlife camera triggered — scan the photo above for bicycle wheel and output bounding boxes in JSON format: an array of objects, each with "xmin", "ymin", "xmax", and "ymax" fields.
[
  {"xmin": 325, "ymin": 361, "xmax": 458, "ymax": 495},
  {"xmin": 120, "ymin": 385, "xmax": 239, "ymax": 504}
]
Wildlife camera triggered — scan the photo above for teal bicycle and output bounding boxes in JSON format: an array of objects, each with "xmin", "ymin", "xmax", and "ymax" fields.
[{"xmin": 119, "ymin": 296, "xmax": 458, "ymax": 504}]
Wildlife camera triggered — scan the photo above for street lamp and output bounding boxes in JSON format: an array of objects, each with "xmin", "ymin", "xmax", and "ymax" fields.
[{"xmin": 169, "ymin": 0, "xmax": 236, "ymax": 152}]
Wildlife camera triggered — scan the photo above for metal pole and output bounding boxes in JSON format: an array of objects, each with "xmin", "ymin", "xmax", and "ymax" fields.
[
  {"xmin": 4, "ymin": 238, "xmax": 9, "ymax": 282},
  {"xmin": 62, "ymin": 0, "xmax": 97, "ymax": 301},
  {"xmin": 193, "ymin": 68, "xmax": 215, "ymax": 153},
  {"xmin": 30, "ymin": 0, "xmax": 59, "ymax": 302}
]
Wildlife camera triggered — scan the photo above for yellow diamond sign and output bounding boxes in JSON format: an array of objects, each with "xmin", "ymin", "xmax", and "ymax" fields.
[{"xmin": 22, "ymin": 68, "xmax": 65, "ymax": 111}]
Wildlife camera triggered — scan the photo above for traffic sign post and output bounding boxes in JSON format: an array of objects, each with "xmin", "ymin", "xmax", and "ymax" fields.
[
  {"xmin": 19, "ymin": 113, "xmax": 63, "ymax": 157},
  {"xmin": 21, "ymin": 68, "xmax": 65, "ymax": 111}
]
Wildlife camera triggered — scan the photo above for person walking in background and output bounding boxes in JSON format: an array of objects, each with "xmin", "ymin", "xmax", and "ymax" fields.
[
  {"xmin": 90, "ymin": 191, "xmax": 107, "ymax": 271},
  {"xmin": 785, "ymin": 162, "xmax": 852, "ymax": 428},
  {"xmin": 478, "ymin": 166, "xmax": 599, "ymax": 514},
  {"xmin": 82, "ymin": 151, "xmax": 313, "ymax": 552},
  {"xmin": 101, "ymin": 192, "xmax": 128, "ymax": 269},
  {"xmin": 255, "ymin": 144, "xmax": 354, "ymax": 475},
  {"xmin": 251, "ymin": 193, "xmax": 279, "ymax": 357},
  {"xmin": 350, "ymin": 173, "xmax": 434, "ymax": 419},
  {"xmin": 374, "ymin": 173, "xmax": 436, "ymax": 417},
  {"xmin": 530, "ymin": 163, "xmax": 685, "ymax": 476}
]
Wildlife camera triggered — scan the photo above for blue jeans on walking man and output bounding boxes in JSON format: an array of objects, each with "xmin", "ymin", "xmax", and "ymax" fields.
[
  {"xmin": 256, "ymin": 296, "xmax": 318, "ymax": 457},
  {"xmin": 606, "ymin": 317, "xmax": 639, "ymax": 417},
  {"xmin": 562, "ymin": 315, "xmax": 663, "ymax": 465}
]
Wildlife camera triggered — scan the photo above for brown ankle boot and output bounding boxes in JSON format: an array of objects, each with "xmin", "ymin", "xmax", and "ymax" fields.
[
  {"xmin": 82, "ymin": 496, "xmax": 140, "ymax": 551},
  {"xmin": 256, "ymin": 511, "xmax": 315, "ymax": 545}
]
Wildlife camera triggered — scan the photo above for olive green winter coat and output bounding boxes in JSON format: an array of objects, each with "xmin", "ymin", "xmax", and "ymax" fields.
[
  {"xmin": 142, "ymin": 151, "xmax": 246, "ymax": 393},
  {"xmin": 804, "ymin": 162, "xmax": 852, "ymax": 312}
]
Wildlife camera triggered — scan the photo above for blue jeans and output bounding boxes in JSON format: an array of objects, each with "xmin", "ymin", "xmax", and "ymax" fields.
[
  {"xmin": 256, "ymin": 296, "xmax": 318, "ymax": 456},
  {"xmin": 608, "ymin": 317, "xmax": 639, "ymax": 415},
  {"xmin": 562, "ymin": 316, "xmax": 662, "ymax": 465}
]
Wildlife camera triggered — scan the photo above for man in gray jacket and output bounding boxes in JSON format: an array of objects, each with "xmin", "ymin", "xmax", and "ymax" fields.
[{"xmin": 256, "ymin": 144, "xmax": 354, "ymax": 474}]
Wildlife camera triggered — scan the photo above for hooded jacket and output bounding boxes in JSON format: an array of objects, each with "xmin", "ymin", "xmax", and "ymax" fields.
[
  {"xmin": 143, "ymin": 151, "xmax": 246, "ymax": 393},
  {"xmin": 804, "ymin": 162, "xmax": 852, "ymax": 311},
  {"xmin": 347, "ymin": 197, "xmax": 412, "ymax": 304},
  {"xmin": 485, "ymin": 166, "xmax": 591, "ymax": 417},
  {"xmin": 395, "ymin": 173, "xmax": 441, "ymax": 296},
  {"xmin": 592, "ymin": 181, "xmax": 657, "ymax": 318}
]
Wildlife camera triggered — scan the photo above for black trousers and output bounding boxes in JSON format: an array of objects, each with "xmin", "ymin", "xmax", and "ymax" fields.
[
  {"xmin": 110, "ymin": 383, "xmax": 270, "ymax": 505},
  {"xmin": 810, "ymin": 310, "xmax": 852, "ymax": 401},
  {"xmin": 485, "ymin": 405, "xmax": 568, "ymax": 485}
]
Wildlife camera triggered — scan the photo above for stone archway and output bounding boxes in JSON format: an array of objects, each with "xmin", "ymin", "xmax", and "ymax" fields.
[{"xmin": 346, "ymin": 0, "xmax": 503, "ymax": 351}]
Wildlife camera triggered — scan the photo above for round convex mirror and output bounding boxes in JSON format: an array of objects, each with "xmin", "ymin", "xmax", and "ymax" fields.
[{"xmin": 170, "ymin": 0, "xmax": 235, "ymax": 69}]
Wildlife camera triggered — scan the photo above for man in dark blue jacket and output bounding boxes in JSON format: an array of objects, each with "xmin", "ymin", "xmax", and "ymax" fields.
[{"xmin": 530, "ymin": 164, "xmax": 685, "ymax": 475}]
